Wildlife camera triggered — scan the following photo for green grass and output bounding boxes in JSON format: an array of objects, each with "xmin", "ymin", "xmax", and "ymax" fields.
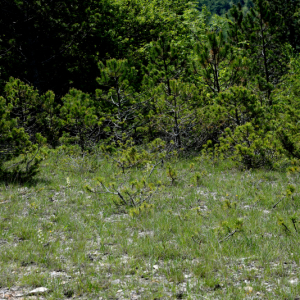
[{"xmin": 1, "ymin": 149, "xmax": 300, "ymax": 299}]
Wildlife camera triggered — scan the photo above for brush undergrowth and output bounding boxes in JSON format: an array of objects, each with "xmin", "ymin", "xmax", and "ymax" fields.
[{"xmin": 1, "ymin": 146, "xmax": 300, "ymax": 299}]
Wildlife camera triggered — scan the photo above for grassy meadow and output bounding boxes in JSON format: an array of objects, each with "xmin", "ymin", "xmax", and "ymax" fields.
[{"xmin": 1, "ymin": 148, "xmax": 300, "ymax": 299}]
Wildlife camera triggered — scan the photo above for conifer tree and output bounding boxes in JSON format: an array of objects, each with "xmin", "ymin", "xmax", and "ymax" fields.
[
  {"xmin": 96, "ymin": 59, "xmax": 138, "ymax": 142},
  {"xmin": 153, "ymin": 79, "xmax": 199, "ymax": 149},
  {"xmin": 143, "ymin": 35, "xmax": 189, "ymax": 88},
  {"xmin": 36, "ymin": 91, "xmax": 61, "ymax": 148},
  {"xmin": 141, "ymin": 36, "xmax": 208, "ymax": 149},
  {"xmin": 227, "ymin": 1, "xmax": 290, "ymax": 102},
  {"xmin": 266, "ymin": 0, "xmax": 300, "ymax": 52},
  {"xmin": 272, "ymin": 56, "xmax": 300, "ymax": 159},
  {"xmin": 141, "ymin": 36, "xmax": 193, "ymax": 146},
  {"xmin": 4, "ymin": 78, "xmax": 61, "ymax": 147},
  {"xmin": 0, "ymin": 97, "xmax": 30, "ymax": 163},
  {"xmin": 4, "ymin": 78, "xmax": 40, "ymax": 141},
  {"xmin": 60, "ymin": 89, "xmax": 98, "ymax": 151},
  {"xmin": 193, "ymin": 31, "xmax": 247, "ymax": 94},
  {"xmin": 0, "ymin": 96, "xmax": 42, "ymax": 180},
  {"xmin": 215, "ymin": 86, "xmax": 263, "ymax": 127}
]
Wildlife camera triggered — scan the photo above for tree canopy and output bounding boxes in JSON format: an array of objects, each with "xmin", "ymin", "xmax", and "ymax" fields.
[
  {"xmin": 198, "ymin": 0, "xmax": 253, "ymax": 15},
  {"xmin": 1, "ymin": 0, "xmax": 300, "ymax": 179}
]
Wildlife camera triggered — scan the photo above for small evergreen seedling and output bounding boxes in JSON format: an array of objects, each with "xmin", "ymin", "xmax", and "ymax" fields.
[
  {"xmin": 166, "ymin": 164, "xmax": 178, "ymax": 185},
  {"xmin": 290, "ymin": 214, "xmax": 298, "ymax": 232},
  {"xmin": 277, "ymin": 216, "xmax": 291, "ymax": 234}
]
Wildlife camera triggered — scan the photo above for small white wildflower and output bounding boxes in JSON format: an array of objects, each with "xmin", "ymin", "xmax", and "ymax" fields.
[{"xmin": 37, "ymin": 229, "xmax": 45, "ymax": 245}]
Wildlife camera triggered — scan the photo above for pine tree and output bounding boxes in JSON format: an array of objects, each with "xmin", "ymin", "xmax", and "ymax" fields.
[
  {"xmin": 266, "ymin": 0, "xmax": 300, "ymax": 52},
  {"xmin": 227, "ymin": 1, "xmax": 290, "ymax": 102},
  {"xmin": 0, "ymin": 97, "xmax": 29, "ymax": 162},
  {"xmin": 36, "ymin": 91, "xmax": 61, "ymax": 148},
  {"xmin": 141, "ymin": 36, "xmax": 193, "ymax": 147},
  {"xmin": 0, "ymin": 96, "xmax": 42, "ymax": 180},
  {"xmin": 4, "ymin": 78, "xmax": 40, "ymax": 141},
  {"xmin": 60, "ymin": 89, "xmax": 98, "ymax": 151},
  {"xmin": 141, "ymin": 36, "xmax": 208, "ymax": 149},
  {"xmin": 153, "ymin": 79, "xmax": 199, "ymax": 149},
  {"xmin": 96, "ymin": 59, "xmax": 138, "ymax": 142},
  {"xmin": 143, "ymin": 35, "xmax": 189, "ymax": 89},
  {"xmin": 193, "ymin": 31, "xmax": 247, "ymax": 94},
  {"xmin": 4, "ymin": 78, "xmax": 61, "ymax": 147}
]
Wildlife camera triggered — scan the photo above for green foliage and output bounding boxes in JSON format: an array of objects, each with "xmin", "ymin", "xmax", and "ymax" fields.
[
  {"xmin": 215, "ymin": 86, "xmax": 263, "ymax": 127},
  {"xmin": 102, "ymin": 138, "xmax": 151, "ymax": 174},
  {"xmin": 0, "ymin": 0, "xmax": 116, "ymax": 94},
  {"xmin": 194, "ymin": 31, "xmax": 245, "ymax": 94},
  {"xmin": 142, "ymin": 36, "xmax": 211, "ymax": 150},
  {"xmin": 0, "ymin": 0, "xmax": 193, "ymax": 95},
  {"xmin": 128, "ymin": 202, "xmax": 155, "ymax": 218},
  {"xmin": 270, "ymin": 56, "xmax": 300, "ymax": 160},
  {"xmin": 87, "ymin": 174, "xmax": 158, "ymax": 209},
  {"xmin": 261, "ymin": 0, "xmax": 300, "ymax": 52},
  {"xmin": 3, "ymin": 78, "xmax": 60, "ymax": 147},
  {"xmin": 0, "ymin": 0, "xmax": 299, "ymax": 171},
  {"xmin": 227, "ymin": 1, "xmax": 290, "ymax": 100},
  {"xmin": 3, "ymin": 140, "xmax": 300, "ymax": 298},
  {"xmin": 218, "ymin": 123, "xmax": 282, "ymax": 169},
  {"xmin": 223, "ymin": 199, "xmax": 237, "ymax": 209},
  {"xmin": 101, "ymin": 137, "xmax": 176, "ymax": 175},
  {"xmin": 86, "ymin": 138, "xmax": 176, "ymax": 209},
  {"xmin": 277, "ymin": 216, "xmax": 292, "ymax": 234},
  {"xmin": 192, "ymin": 170, "xmax": 208, "ymax": 186},
  {"xmin": 198, "ymin": 0, "xmax": 253, "ymax": 16},
  {"xmin": 0, "ymin": 95, "xmax": 44, "ymax": 181},
  {"xmin": 97, "ymin": 176, "xmax": 157, "ymax": 208},
  {"xmin": 96, "ymin": 59, "xmax": 138, "ymax": 142},
  {"xmin": 216, "ymin": 217, "xmax": 244, "ymax": 242},
  {"xmin": 107, "ymin": 0, "xmax": 192, "ymax": 64},
  {"xmin": 4, "ymin": 78, "xmax": 40, "ymax": 140},
  {"xmin": 0, "ymin": 96, "xmax": 29, "ymax": 161},
  {"xmin": 143, "ymin": 35, "xmax": 189, "ymax": 87},
  {"xmin": 272, "ymin": 183, "xmax": 296, "ymax": 209},
  {"xmin": 200, "ymin": 86, "xmax": 265, "ymax": 160},
  {"xmin": 37, "ymin": 91, "xmax": 61, "ymax": 147},
  {"xmin": 166, "ymin": 163, "xmax": 178, "ymax": 185},
  {"xmin": 152, "ymin": 80, "xmax": 201, "ymax": 149},
  {"xmin": 3, "ymin": 0, "xmax": 300, "ymax": 297},
  {"xmin": 286, "ymin": 184, "xmax": 296, "ymax": 196},
  {"xmin": 60, "ymin": 89, "xmax": 98, "ymax": 151}
]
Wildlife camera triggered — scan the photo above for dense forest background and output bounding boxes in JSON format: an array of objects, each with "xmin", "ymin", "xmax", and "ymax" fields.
[
  {"xmin": 198, "ymin": 0, "xmax": 253, "ymax": 15},
  {"xmin": 1, "ymin": 0, "xmax": 300, "ymax": 179}
]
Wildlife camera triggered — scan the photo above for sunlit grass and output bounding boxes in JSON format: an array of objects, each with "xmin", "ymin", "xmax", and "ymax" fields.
[{"xmin": 1, "ymin": 148, "xmax": 300, "ymax": 299}]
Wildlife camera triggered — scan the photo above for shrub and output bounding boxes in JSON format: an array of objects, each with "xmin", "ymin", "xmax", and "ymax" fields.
[
  {"xmin": 218, "ymin": 122, "xmax": 282, "ymax": 169},
  {"xmin": 0, "ymin": 96, "xmax": 44, "ymax": 181},
  {"xmin": 60, "ymin": 89, "xmax": 99, "ymax": 151}
]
